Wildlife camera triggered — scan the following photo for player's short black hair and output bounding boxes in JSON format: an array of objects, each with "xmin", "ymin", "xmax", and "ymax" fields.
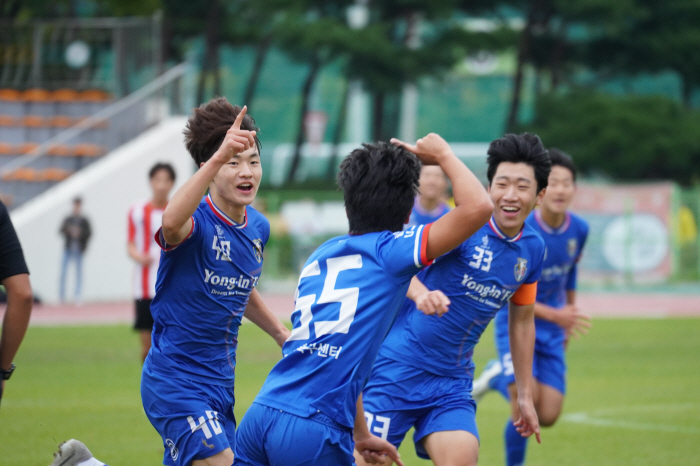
[
  {"xmin": 149, "ymin": 162, "xmax": 176, "ymax": 181},
  {"xmin": 183, "ymin": 97, "xmax": 261, "ymax": 166},
  {"xmin": 548, "ymin": 148, "xmax": 577, "ymax": 182},
  {"xmin": 486, "ymin": 133, "xmax": 551, "ymax": 193},
  {"xmin": 338, "ymin": 142, "xmax": 420, "ymax": 235}
]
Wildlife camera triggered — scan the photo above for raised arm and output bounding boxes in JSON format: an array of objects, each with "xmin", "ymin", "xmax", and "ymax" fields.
[
  {"xmin": 508, "ymin": 301, "xmax": 541, "ymax": 443},
  {"xmin": 243, "ymin": 288, "xmax": 290, "ymax": 348},
  {"xmin": 161, "ymin": 106, "xmax": 257, "ymax": 246},
  {"xmin": 391, "ymin": 134, "xmax": 492, "ymax": 261}
]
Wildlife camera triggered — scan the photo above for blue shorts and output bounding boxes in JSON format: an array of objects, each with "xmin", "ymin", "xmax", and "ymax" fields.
[
  {"xmin": 234, "ymin": 403, "xmax": 355, "ymax": 466},
  {"xmin": 362, "ymin": 357, "xmax": 478, "ymax": 460},
  {"xmin": 141, "ymin": 364, "xmax": 236, "ymax": 466},
  {"xmin": 494, "ymin": 324, "xmax": 567, "ymax": 397}
]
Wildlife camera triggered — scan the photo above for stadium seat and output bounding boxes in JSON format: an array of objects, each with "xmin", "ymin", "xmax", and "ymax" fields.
[
  {"xmin": 79, "ymin": 89, "xmax": 113, "ymax": 115},
  {"xmin": 0, "ymin": 114, "xmax": 24, "ymax": 145},
  {"xmin": 51, "ymin": 89, "xmax": 82, "ymax": 118},
  {"xmin": 39, "ymin": 167, "xmax": 73, "ymax": 182},
  {"xmin": 17, "ymin": 142, "xmax": 39, "ymax": 155},
  {"xmin": 1, "ymin": 167, "xmax": 38, "ymax": 181},
  {"xmin": 49, "ymin": 115, "xmax": 75, "ymax": 139},
  {"xmin": 22, "ymin": 115, "xmax": 53, "ymax": 144},
  {"xmin": 0, "ymin": 89, "xmax": 24, "ymax": 117},
  {"xmin": 73, "ymin": 143, "xmax": 104, "ymax": 158},
  {"xmin": 22, "ymin": 89, "xmax": 53, "ymax": 117},
  {"xmin": 47, "ymin": 143, "xmax": 78, "ymax": 170}
]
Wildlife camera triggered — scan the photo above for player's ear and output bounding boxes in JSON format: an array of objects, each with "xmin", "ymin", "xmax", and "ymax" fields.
[
  {"xmin": 535, "ymin": 188, "xmax": 546, "ymax": 206},
  {"xmin": 199, "ymin": 161, "xmax": 205, "ymax": 169}
]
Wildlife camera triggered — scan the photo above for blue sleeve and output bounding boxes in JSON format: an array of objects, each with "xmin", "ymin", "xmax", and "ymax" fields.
[
  {"xmin": 525, "ymin": 237, "xmax": 545, "ymax": 284},
  {"xmin": 567, "ymin": 221, "xmax": 589, "ymax": 291},
  {"xmin": 379, "ymin": 223, "xmax": 433, "ymax": 281},
  {"xmin": 155, "ymin": 209, "xmax": 202, "ymax": 252}
]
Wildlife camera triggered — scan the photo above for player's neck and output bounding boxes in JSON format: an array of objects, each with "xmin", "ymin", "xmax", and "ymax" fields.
[
  {"xmin": 418, "ymin": 196, "xmax": 440, "ymax": 212},
  {"xmin": 540, "ymin": 208, "xmax": 566, "ymax": 229},
  {"xmin": 210, "ymin": 191, "xmax": 246, "ymax": 224},
  {"xmin": 495, "ymin": 219, "xmax": 523, "ymax": 238}
]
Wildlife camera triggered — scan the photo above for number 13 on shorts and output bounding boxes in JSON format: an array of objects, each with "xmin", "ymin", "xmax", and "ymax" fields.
[{"xmin": 364, "ymin": 411, "xmax": 391, "ymax": 440}]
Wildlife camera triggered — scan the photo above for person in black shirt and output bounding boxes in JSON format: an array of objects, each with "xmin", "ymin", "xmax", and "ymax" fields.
[
  {"xmin": 0, "ymin": 200, "xmax": 33, "ymax": 407},
  {"xmin": 59, "ymin": 197, "xmax": 91, "ymax": 304}
]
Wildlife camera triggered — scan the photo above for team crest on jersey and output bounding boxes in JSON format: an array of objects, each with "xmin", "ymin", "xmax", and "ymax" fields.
[
  {"xmin": 253, "ymin": 239, "xmax": 263, "ymax": 263},
  {"xmin": 568, "ymin": 238, "xmax": 578, "ymax": 257},
  {"xmin": 481, "ymin": 235, "xmax": 489, "ymax": 247},
  {"xmin": 514, "ymin": 258, "xmax": 528, "ymax": 282}
]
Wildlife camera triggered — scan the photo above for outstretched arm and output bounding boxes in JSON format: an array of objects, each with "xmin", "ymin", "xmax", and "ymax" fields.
[
  {"xmin": 354, "ymin": 394, "xmax": 404, "ymax": 466},
  {"xmin": 508, "ymin": 301, "xmax": 541, "ymax": 443},
  {"xmin": 161, "ymin": 107, "xmax": 257, "ymax": 246},
  {"xmin": 391, "ymin": 134, "xmax": 492, "ymax": 261},
  {"xmin": 243, "ymin": 288, "xmax": 290, "ymax": 348}
]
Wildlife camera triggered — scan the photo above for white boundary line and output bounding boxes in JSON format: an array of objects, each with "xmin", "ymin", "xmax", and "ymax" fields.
[{"xmin": 562, "ymin": 403, "xmax": 700, "ymax": 434}]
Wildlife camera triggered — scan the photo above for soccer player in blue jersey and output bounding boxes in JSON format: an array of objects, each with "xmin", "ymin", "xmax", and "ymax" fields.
[
  {"xmin": 355, "ymin": 133, "xmax": 550, "ymax": 466},
  {"xmin": 472, "ymin": 148, "xmax": 590, "ymax": 466},
  {"xmin": 48, "ymin": 99, "xmax": 292, "ymax": 466},
  {"xmin": 406, "ymin": 165, "xmax": 451, "ymax": 229},
  {"xmin": 233, "ymin": 133, "xmax": 493, "ymax": 466}
]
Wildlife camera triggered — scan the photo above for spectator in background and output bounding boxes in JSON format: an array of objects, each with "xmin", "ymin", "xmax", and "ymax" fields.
[
  {"xmin": 0, "ymin": 200, "xmax": 33, "ymax": 408},
  {"xmin": 127, "ymin": 163, "xmax": 176, "ymax": 362},
  {"xmin": 59, "ymin": 197, "xmax": 91, "ymax": 304},
  {"xmin": 406, "ymin": 165, "xmax": 451, "ymax": 229}
]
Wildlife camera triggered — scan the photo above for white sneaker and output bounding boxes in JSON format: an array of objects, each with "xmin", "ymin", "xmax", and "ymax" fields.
[
  {"xmin": 472, "ymin": 359, "xmax": 502, "ymax": 402},
  {"xmin": 49, "ymin": 439, "xmax": 94, "ymax": 466}
]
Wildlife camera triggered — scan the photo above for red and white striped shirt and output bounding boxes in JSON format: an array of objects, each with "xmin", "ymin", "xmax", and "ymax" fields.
[{"xmin": 127, "ymin": 200, "xmax": 165, "ymax": 300}]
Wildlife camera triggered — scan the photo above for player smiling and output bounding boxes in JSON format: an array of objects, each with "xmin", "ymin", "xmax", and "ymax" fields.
[
  {"xmin": 473, "ymin": 148, "xmax": 590, "ymax": 466},
  {"xmin": 356, "ymin": 133, "xmax": 551, "ymax": 466},
  {"xmin": 49, "ymin": 98, "xmax": 291, "ymax": 466},
  {"xmin": 234, "ymin": 133, "xmax": 493, "ymax": 466}
]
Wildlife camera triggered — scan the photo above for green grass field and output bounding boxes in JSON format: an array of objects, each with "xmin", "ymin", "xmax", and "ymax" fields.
[{"xmin": 1, "ymin": 318, "xmax": 698, "ymax": 465}]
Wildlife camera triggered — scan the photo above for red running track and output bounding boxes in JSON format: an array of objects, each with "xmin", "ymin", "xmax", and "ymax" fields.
[{"xmin": 1, "ymin": 292, "xmax": 699, "ymax": 327}]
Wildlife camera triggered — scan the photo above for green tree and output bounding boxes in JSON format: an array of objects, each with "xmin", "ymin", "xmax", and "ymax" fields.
[
  {"xmin": 583, "ymin": 0, "xmax": 700, "ymax": 107},
  {"xmin": 523, "ymin": 91, "xmax": 700, "ymax": 185}
]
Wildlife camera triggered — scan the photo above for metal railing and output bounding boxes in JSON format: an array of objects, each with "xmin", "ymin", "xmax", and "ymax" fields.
[{"xmin": 0, "ymin": 62, "xmax": 190, "ymax": 208}]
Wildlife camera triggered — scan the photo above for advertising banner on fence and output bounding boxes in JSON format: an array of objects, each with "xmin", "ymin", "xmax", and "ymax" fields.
[{"xmin": 572, "ymin": 182, "xmax": 675, "ymax": 284}]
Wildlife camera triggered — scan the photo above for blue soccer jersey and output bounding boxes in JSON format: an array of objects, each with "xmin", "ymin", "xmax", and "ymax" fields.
[
  {"xmin": 379, "ymin": 217, "xmax": 545, "ymax": 380},
  {"xmin": 494, "ymin": 210, "xmax": 588, "ymax": 347},
  {"xmin": 528, "ymin": 209, "xmax": 589, "ymax": 344},
  {"xmin": 146, "ymin": 194, "xmax": 270, "ymax": 386},
  {"xmin": 406, "ymin": 197, "xmax": 450, "ymax": 229},
  {"xmin": 252, "ymin": 224, "xmax": 433, "ymax": 429}
]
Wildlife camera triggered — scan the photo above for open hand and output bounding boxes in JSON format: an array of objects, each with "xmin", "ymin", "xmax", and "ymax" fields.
[{"xmin": 556, "ymin": 305, "xmax": 591, "ymax": 341}]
